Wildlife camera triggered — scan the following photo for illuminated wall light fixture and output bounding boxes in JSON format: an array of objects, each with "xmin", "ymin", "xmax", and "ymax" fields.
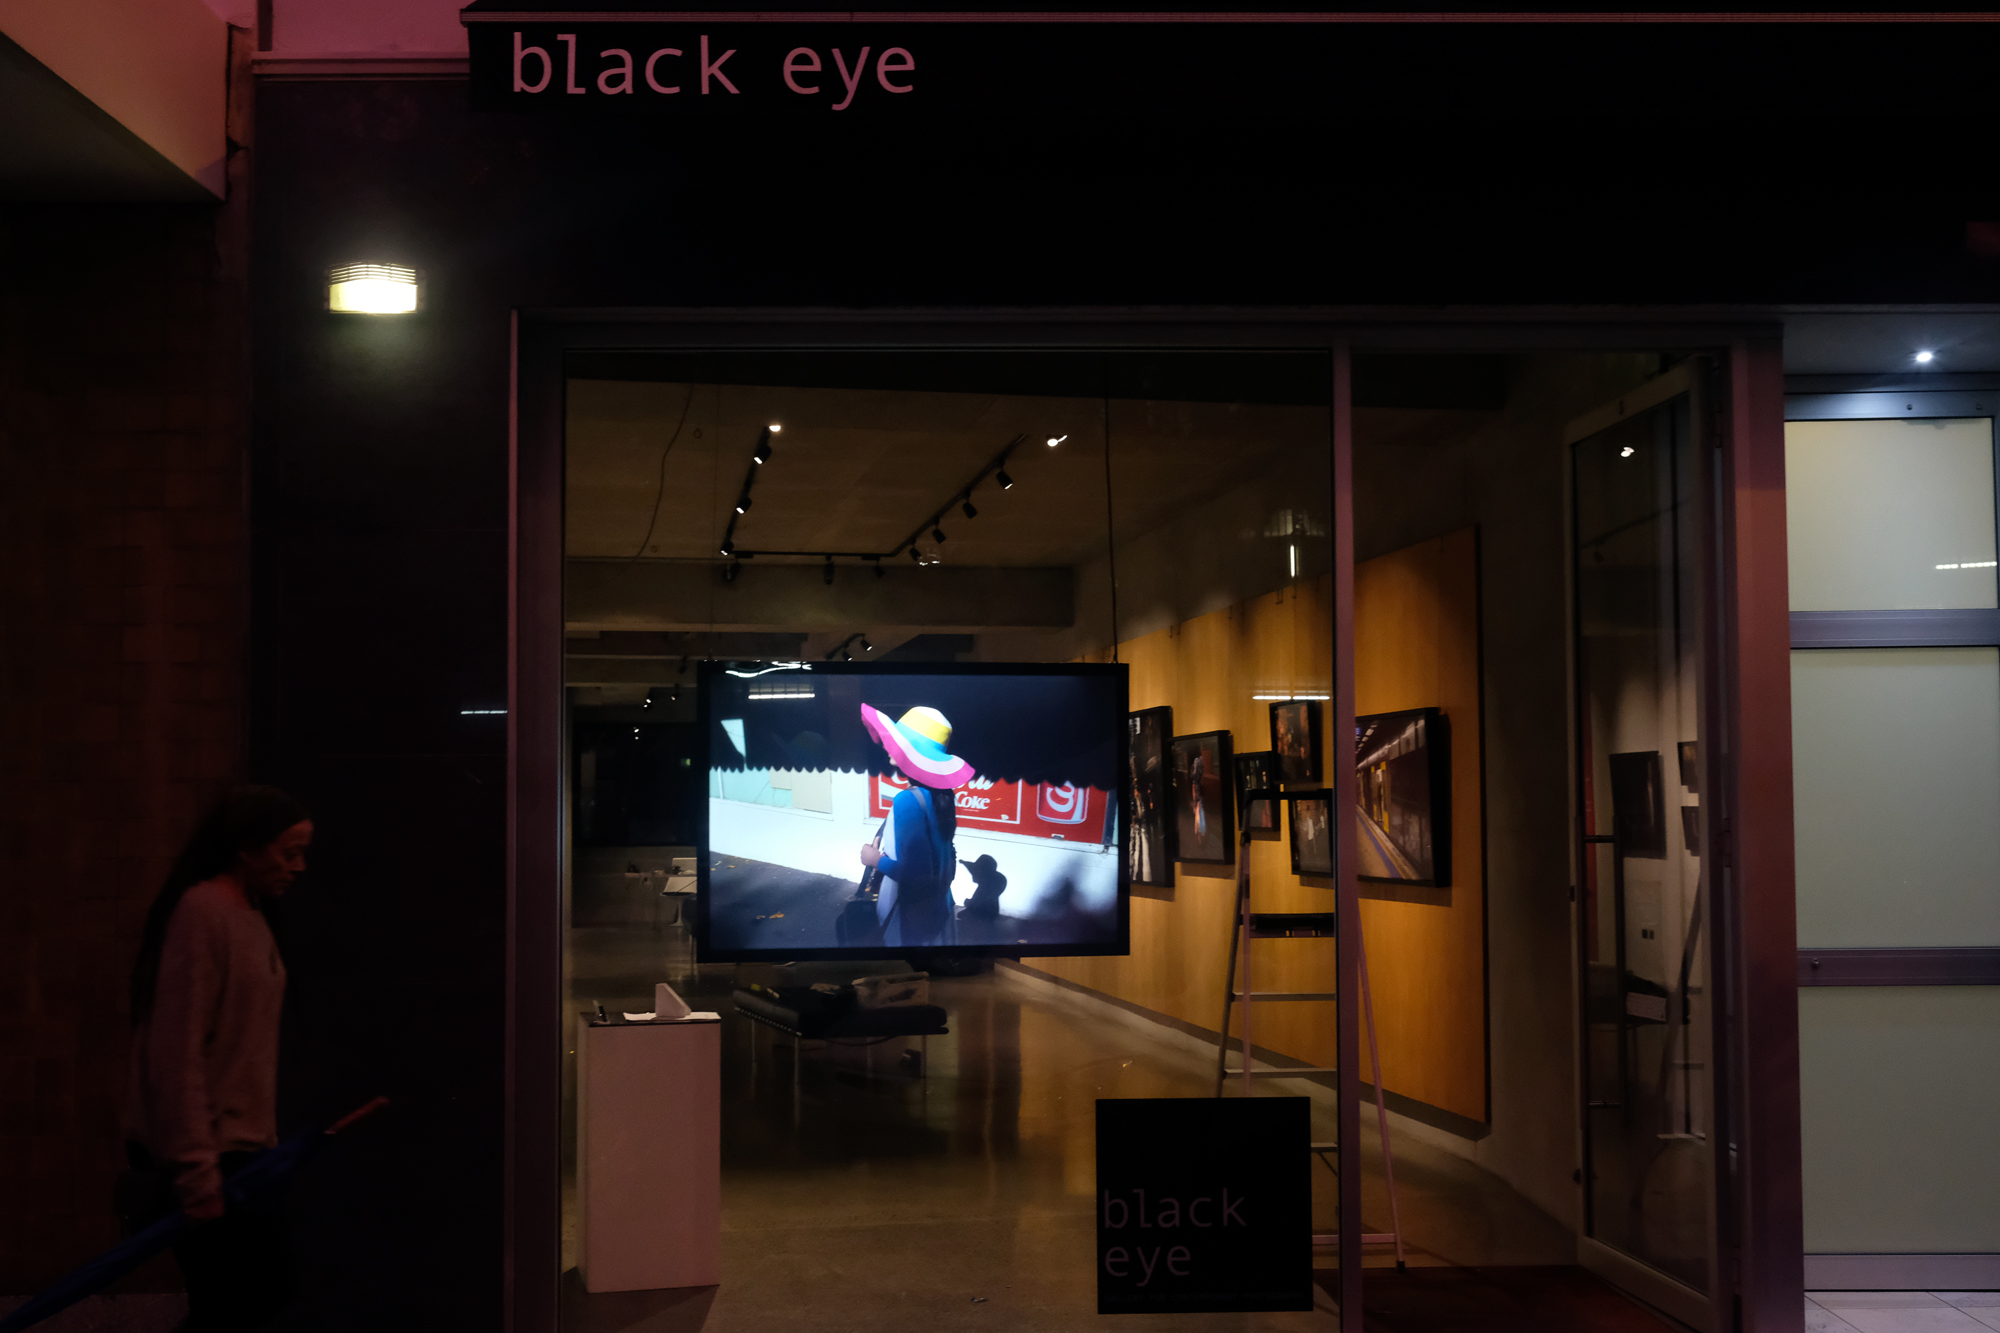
[{"xmin": 327, "ymin": 263, "xmax": 420, "ymax": 314}]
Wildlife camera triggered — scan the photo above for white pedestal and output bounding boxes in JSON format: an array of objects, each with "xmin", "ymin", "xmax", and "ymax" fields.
[{"xmin": 576, "ymin": 1015, "xmax": 722, "ymax": 1293}]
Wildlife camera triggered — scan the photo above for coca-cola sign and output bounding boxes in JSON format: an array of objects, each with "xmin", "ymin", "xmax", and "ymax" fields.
[{"xmin": 874, "ymin": 772, "xmax": 1110, "ymax": 844}]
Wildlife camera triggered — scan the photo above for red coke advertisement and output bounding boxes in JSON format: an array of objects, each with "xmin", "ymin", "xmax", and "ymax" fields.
[{"xmin": 872, "ymin": 772, "xmax": 1111, "ymax": 843}]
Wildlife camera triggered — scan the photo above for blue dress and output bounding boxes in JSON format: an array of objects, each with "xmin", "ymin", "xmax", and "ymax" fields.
[{"xmin": 876, "ymin": 787, "xmax": 959, "ymax": 948}]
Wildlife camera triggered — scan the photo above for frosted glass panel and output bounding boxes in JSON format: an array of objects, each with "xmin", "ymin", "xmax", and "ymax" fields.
[
  {"xmin": 1786, "ymin": 417, "xmax": 1997, "ymax": 611},
  {"xmin": 1800, "ymin": 986, "xmax": 2000, "ymax": 1253},
  {"xmin": 1792, "ymin": 648, "xmax": 2000, "ymax": 947}
]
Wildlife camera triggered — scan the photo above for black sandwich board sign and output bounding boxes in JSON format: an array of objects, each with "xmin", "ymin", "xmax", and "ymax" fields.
[{"xmin": 1095, "ymin": 1097, "xmax": 1312, "ymax": 1314}]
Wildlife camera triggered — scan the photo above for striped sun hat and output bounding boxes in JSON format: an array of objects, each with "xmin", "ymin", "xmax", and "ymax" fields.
[{"xmin": 860, "ymin": 703, "xmax": 977, "ymax": 790}]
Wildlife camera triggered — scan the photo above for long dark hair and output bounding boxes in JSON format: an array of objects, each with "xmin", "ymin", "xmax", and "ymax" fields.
[
  {"xmin": 928, "ymin": 785, "xmax": 958, "ymax": 842},
  {"xmin": 130, "ymin": 785, "xmax": 309, "ymax": 1025}
]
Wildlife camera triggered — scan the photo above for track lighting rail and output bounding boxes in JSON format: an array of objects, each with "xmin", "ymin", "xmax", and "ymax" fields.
[{"xmin": 721, "ymin": 432, "xmax": 1027, "ymax": 563}]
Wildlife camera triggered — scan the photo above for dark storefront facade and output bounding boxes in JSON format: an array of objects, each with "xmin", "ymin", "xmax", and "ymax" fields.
[{"xmin": 7, "ymin": 7, "xmax": 2000, "ymax": 1333}]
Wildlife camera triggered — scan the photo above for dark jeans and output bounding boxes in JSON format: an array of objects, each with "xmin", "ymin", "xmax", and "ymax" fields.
[{"xmin": 123, "ymin": 1145, "xmax": 295, "ymax": 1333}]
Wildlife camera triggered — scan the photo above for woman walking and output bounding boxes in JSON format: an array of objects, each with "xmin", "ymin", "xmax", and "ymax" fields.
[
  {"xmin": 858, "ymin": 704, "xmax": 972, "ymax": 949},
  {"xmin": 125, "ymin": 786, "xmax": 312, "ymax": 1332}
]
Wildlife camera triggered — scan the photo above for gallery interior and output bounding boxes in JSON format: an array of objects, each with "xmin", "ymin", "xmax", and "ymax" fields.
[{"xmin": 551, "ymin": 347, "xmax": 1724, "ymax": 1330}]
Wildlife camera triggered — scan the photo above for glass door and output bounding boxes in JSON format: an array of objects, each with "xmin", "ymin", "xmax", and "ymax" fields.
[{"xmin": 1569, "ymin": 364, "xmax": 1719, "ymax": 1316}]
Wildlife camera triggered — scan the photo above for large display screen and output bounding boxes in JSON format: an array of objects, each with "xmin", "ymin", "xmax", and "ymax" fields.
[{"xmin": 696, "ymin": 661, "xmax": 1129, "ymax": 961}]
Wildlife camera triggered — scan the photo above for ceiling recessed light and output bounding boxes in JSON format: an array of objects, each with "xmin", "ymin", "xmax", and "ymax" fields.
[
  {"xmin": 1619, "ymin": 446, "xmax": 1635, "ymax": 458},
  {"xmin": 768, "ymin": 423, "xmax": 783, "ymax": 432},
  {"xmin": 1916, "ymin": 350, "xmax": 1936, "ymax": 364}
]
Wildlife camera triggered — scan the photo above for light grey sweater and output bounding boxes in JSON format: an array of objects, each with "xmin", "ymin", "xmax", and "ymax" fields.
[{"xmin": 125, "ymin": 878, "xmax": 286, "ymax": 1216}]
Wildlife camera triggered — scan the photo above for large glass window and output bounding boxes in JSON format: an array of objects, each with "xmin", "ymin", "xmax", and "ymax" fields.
[{"xmin": 1572, "ymin": 386, "xmax": 1713, "ymax": 1295}]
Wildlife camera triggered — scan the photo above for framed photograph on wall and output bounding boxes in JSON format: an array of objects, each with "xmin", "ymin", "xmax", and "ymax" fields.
[
  {"xmin": 1269, "ymin": 699, "xmax": 1322, "ymax": 784},
  {"xmin": 1287, "ymin": 791, "xmax": 1335, "ymax": 877},
  {"xmin": 1170, "ymin": 730, "xmax": 1235, "ymax": 865},
  {"xmin": 1127, "ymin": 706, "xmax": 1175, "ymax": 887},
  {"xmin": 1234, "ymin": 751, "xmax": 1281, "ymax": 840},
  {"xmin": 1354, "ymin": 706, "xmax": 1451, "ymax": 887}
]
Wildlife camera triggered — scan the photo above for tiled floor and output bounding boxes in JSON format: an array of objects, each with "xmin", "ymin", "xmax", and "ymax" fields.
[{"xmin": 1807, "ymin": 1292, "xmax": 2000, "ymax": 1333}]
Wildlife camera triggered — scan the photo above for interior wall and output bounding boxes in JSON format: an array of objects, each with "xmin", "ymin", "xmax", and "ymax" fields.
[
  {"xmin": 1027, "ymin": 575, "xmax": 1335, "ymax": 1055},
  {"xmin": 1025, "ymin": 529, "xmax": 1487, "ymax": 1124},
  {"xmin": 1352, "ymin": 528, "xmax": 1486, "ymax": 1123},
  {"xmin": 1034, "ymin": 354, "xmax": 1667, "ymax": 1235}
]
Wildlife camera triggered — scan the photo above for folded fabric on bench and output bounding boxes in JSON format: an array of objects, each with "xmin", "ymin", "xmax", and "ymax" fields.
[{"xmin": 732, "ymin": 987, "xmax": 947, "ymax": 1039}]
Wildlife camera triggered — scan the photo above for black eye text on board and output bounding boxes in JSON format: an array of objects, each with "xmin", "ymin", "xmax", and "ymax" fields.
[{"xmin": 509, "ymin": 32, "xmax": 914, "ymax": 110}]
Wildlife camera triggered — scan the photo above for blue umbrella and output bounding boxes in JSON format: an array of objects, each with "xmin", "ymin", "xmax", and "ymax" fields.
[{"xmin": 0, "ymin": 1097, "xmax": 389, "ymax": 1333}]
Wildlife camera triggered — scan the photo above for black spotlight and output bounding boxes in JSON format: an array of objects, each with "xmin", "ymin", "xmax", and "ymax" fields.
[
  {"xmin": 734, "ymin": 494, "xmax": 752, "ymax": 515},
  {"xmin": 753, "ymin": 426, "xmax": 773, "ymax": 465},
  {"xmin": 996, "ymin": 470, "xmax": 1014, "ymax": 490},
  {"xmin": 720, "ymin": 537, "xmax": 734, "ymax": 556},
  {"xmin": 932, "ymin": 525, "xmax": 947, "ymax": 544},
  {"xmin": 909, "ymin": 547, "xmax": 922, "ymax": 564},
  {"xmin": 961, "ymin": 499, "xmax": 978, "ymax": 520},
  {"xmin": 860, "ymin": 636, "xmax": 874, "ymax": 654},
  {"xmin": 822, "ymin": 556, "xmax": 835, "ymax": 585}
]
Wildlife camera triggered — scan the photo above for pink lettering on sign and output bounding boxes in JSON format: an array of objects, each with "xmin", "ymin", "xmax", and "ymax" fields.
[
  {"xmin": 598, "ymin": 48, "xmax": 633, "ymax": 95},
  {"xmin": 513, "ymin": 32, "xmax": 551, "ymax": 93},
  {"xmin": 558, "ymin": 33, "xmax": 583, "ymax": 95},
  {"xmin": 701, "ymin": 34, "xmax": 739, "ymax": 94},
  {"xmin": 830, "ymin": 46, "xmax": 871, "ymax": 111},
  {"xmin": 877, "ymin": 47, "xmax": 915, "ymax": 93},
  {"xmin": 644, "ymin": 47, "xmax": 681, "ymax": 94},
  {"xmin": 873, "ymin": 773, "xmax": 1110, "ymax": 843},
  {"xmin": 783, "ymin": 47, "xmax": 821, "ymax": 94}
]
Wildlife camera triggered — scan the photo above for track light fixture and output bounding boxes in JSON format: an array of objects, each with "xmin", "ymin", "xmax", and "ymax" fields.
[
  {"xmin": 720, "ymin": 537, "xmax": 734, "ymax": 556},
  {"xmin": 961, "ymin": 499, "xmax": 978, "ymax": 520},
  {"xmin": 860, "ymin": 636, "xmax": 873, "ymax": 653},
  {"xmin": 932, "ymin": 526, "xmax": 947, "ymax": 544},
  {"xmin": 735, "ymin": 494, "xmax": 752, "ymax": 515},
  {"xmin": 910, "ymin": 547, "xmax": 922, "ymax": 564},
  {"xmin": 753, "ymin": 426, "xmax": 774, "ymax": 465},
  {"xmin": 996, "ymin": 470, "xmax": 1013, "ymax": 490}
]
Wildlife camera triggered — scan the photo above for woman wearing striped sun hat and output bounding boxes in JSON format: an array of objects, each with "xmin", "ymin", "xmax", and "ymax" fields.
[{"xmin": 858, "ymin": 704, "xmax": 974, "ymax": 948}]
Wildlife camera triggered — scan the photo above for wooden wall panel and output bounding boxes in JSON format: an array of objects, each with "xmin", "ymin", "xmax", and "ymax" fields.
[{"xmin": 1033, "ymin": 528, "xmax": 1487, "ymax": 1125}]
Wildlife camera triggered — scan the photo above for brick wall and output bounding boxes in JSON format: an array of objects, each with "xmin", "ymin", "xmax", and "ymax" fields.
[{"xmin": 0, "ymin": 200, "xmax": 248, "ymax": 1290}]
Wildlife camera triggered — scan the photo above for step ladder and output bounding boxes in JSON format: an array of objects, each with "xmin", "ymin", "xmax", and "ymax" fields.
[{"xmin": 1214, "ymin": 789, "xmax": 1406, "ymax": 1268}]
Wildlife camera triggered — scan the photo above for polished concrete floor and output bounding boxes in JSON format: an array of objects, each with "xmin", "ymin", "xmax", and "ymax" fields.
[{"xmin": 561, "ymin": 923, "xmax": 1582, "ymax": 1332}]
